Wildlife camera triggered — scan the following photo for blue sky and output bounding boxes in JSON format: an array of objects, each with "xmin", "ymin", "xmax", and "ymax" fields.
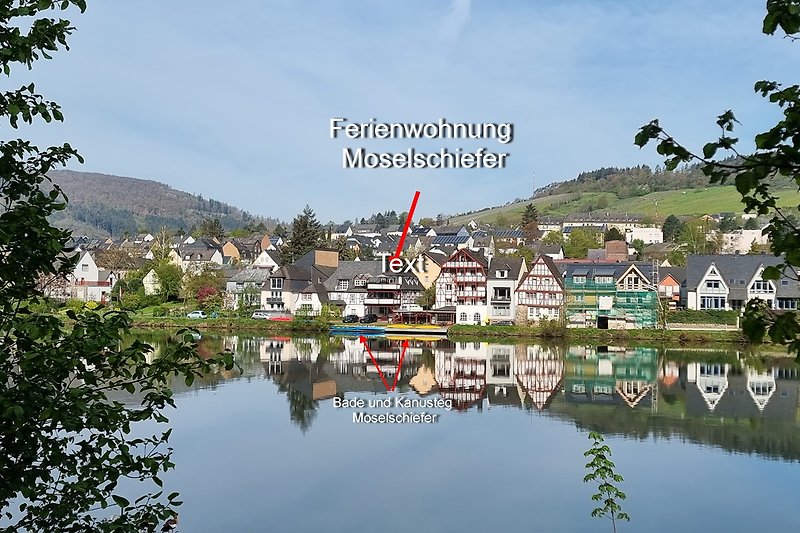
[{"xmin": 20, "ymin": 0, "xmax": 800, "ymax": 222}]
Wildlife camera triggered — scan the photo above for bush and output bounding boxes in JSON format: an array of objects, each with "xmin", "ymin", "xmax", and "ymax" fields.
[
  {"xmin": 151, "ymin": 306, "xmax": 166, "ymax": 317},
  {"xmin": 64, "ymin": 299, "xmax": 85, "ymax": 314},
  {"xmin": 538, "ymin": 317, "xmax": 567, "ymax": 338},
  {"xmin": 667, "ymin": 309, "xmax": 738, "ymax": 325},
  {"xmin": 84, "ymin": 300, "xmax": 102, "ymax": 311},
  {"xmin": 119, "ymin": 292, "xmax": 144, "ymax": 311}
]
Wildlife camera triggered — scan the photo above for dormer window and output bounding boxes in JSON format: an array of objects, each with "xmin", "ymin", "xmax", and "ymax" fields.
[
  {"xmin": 496, "ymin": 270, "xmax": 508, "ymax": 278},
  {"xmin": 573, "ymin": 275, "xmax": 586, "ymax": 284},
  {"xmin": 337, "ymin": 279, "xmax": 350, "ymax": 290}
]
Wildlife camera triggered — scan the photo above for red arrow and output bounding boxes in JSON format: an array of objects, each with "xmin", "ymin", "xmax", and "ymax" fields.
[
  {"xmin": 360, "ymin": 336, "xmax": 410, "ymax": 392},
  {"xmin": 390, "ymin": 191, "xmax": 421, "ymax": 261},
  {"xmin": 390, "ymin": 340, "xmax": 410, "ymax": 391},
  {"xmin": 360, "ymin": 335, "xmax": 391, "ymax": 392}
]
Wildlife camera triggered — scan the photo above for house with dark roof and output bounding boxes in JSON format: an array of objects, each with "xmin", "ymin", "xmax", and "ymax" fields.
[
  {"xmin": 658, "ymin": 267, "xmax": 686, "ymax": 310},
  {"xmin": 516, "ymin": 255, "xmax": 565, "ymax": 325},
  {"xmin": 68, "ymin": 251, "xmax": 117, "ymax": 303},
  {"xmin": 487, "ymin": 256, "xmax": 527, "ymax": 323},
  {"xmin": 328, "ymin": 223, "xmax": 352, "ymax": 242},
  {"xmin": 432, "ymin": 234, "xmax": 473, "ymax": 249},
  {"xmin": 352, "ymin": 224, "xmax": 380, "ymax": 237},
  {"xmin": 413, "ymin": 251, "xmax": 446, "ymax": 289},
  {"xmin": 170, "ymin": 239, "xmax": 224, "ymax": 272},
  {"xmin": 226, "ymin": 267, "xmax": 275, "ymax": 310},
  {"xmin": 365, "ymin": 273, "xmax": 424, "ymax": 319},
  {"xmin": 685, "ymin": 254, "xmax": 800, "ymax": 310},
  {"xmin": 323, "ymin": 260, "xmax": 384, "ymax": 316},
  {"xmin": 432, "ymin": 225, "xmax": 469, "ymax": 238},
  {"xmin": 260, "ymin": 249, "xmax": 339, "ymax": 314}
]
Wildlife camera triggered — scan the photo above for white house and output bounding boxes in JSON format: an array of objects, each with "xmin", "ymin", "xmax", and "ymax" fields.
[
  {"xmin": 625, "ymin": 227, "xmax": 663, "ymax": 245},
  {"xmin": 68, "ymin": 251, "xmax": 117, "ymax": 303}
]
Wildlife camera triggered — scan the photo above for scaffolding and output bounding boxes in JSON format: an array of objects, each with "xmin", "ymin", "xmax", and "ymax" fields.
[{"xmin": 564, "ymin": 265, "xmax": 659, "ymax": 329}]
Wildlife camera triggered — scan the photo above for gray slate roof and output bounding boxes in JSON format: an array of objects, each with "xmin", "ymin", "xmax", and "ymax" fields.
[
  {"xmin": 488, "ymin": 256, "xmax": 526, "ymax": 279},
  {"xmin": 322, "ymin": 261, "xmax": 384, "ymax": 291},
  {"xmin": 686, "ymin": 254, "xmax": 800, "ymax": 299}
]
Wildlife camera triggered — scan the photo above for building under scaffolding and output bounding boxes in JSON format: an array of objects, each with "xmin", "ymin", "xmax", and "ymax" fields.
[{"xmin": 560, "ymin": 262, "xmax": 659, "ymax": 329}]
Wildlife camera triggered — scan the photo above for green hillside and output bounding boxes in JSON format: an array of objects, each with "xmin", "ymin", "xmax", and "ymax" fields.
[{"xmin": 451, "ymin": 186, "xmax": 800, "ymax": 226}]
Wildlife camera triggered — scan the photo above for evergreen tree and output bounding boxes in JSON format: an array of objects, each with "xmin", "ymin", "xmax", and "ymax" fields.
[
  {"xmin": 522, "ymin": 203, "xmax": 539, "ymax": 225},
  {"xmin": 662, "ymin": 215, "xmax": 683, "ymax": 242},
  {"xmin": 283, "ymin": 205, "xmax": 324, "ymax": 263},
  {"xmin": 198, "ymin": 217, "xmax": 225, "ymax": 240},
  {"xmin": 604, "ymin": 227, "xmax": 625, "ymax": 242},
  {"xmin": 274, "ymin": 224, "xmax": 288, "ymax": 238},
  {"xmin": 718, "ymin": 215, "xmax": 739, "ymax": 233}
]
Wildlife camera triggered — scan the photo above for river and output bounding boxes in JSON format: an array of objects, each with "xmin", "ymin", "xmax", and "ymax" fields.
[{"xmin": 135, "ymin": 332, "xmax": 800, "ymax": 532}]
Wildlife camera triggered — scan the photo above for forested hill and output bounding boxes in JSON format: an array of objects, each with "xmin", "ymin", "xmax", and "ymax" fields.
[
  {"xmin": 47, "ymin": 170, "xmax": 273, "ymax": 237},
  {"xmin": 538, "ymin": 163, "xmax": 714, "ymax": 198}
]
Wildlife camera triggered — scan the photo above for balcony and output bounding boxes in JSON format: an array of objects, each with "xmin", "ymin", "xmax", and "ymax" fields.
[
  {"xmin": 365, "ymin": 298, "xmax": 400, "ymax": 305},
  {"xmin": 491, "ymin": 295, "xmax": 512, "ymax": 303},
  {"xmin": 455, "ymin": 275, "xmax": 486, "ymax": 282},
  {"xmin": 367, "ymin": 283, "xmax": 401, "ymax": 290},
  {"xmin": 448, "ymin": 261, "xmax": 478, "ymax": 269},
  {"xmin": 456, "ymin": 292, "xmax": 486, "ymax": 299},
  {"xmin": 264, "ymin": 297, "xmax": 283, "ymax": 304}
]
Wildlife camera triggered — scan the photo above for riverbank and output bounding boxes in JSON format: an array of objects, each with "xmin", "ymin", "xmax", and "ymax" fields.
[
  {"xmin": 447, "ymin": 324, "xmax": 749, "ymax": 347},
  {"xmin": 131, "ymin": 317, "xmax": 327, "ymax": 333},
  {"xmin": 132, "ymin": 317, "xmax": 750, "ymax": 347}
]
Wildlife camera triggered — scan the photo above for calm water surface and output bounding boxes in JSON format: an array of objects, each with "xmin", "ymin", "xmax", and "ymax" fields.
[{"xmin": 139, "ymin": 333, "xmax": 800, "ymax": 533}]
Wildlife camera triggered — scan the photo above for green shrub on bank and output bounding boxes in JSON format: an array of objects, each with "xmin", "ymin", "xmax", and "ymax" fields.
[{"xmin": 667, "ymin": 309, "xmax": 738, "ymax": 325}]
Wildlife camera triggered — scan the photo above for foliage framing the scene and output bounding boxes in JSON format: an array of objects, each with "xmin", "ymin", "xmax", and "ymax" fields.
[{"xmin": 0, "ymin": 2, "xmax": 236, "ymax": 532}]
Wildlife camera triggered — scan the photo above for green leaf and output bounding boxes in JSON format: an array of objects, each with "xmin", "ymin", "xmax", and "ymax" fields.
[{"xmin": 112, "ymin": 495, "xmax": 129, "ymax": 508}]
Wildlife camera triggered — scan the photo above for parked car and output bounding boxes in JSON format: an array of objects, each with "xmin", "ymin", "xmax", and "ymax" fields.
[
  {"xmin": 359, "ymin": 313, "xmax": 378, "ymax": 323},
  {"xmin": 342, "ymin": 314, "xmax": 359, "ymax": 323},
  {"xmin": 251, "ymin": 309, "xmax": 271, "ymax": 319},
  {"xmin": 186, "ymin": 310, "xmax": 207, "ymax": 319}
]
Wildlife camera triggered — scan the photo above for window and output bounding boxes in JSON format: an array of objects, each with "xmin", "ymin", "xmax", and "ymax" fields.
[
  {"xmin": 596, "ymin": 276, "xmax": 613, "ymax": 284},
  {"xmin": 474, "ymin": 313, "xmax": 481, "ymax": 323},
  {"xmin": 705, "ymin": 280, "xmax": 720, "ymax": 289},
  {"xmin": 302, "ymin": 293, "xmax": 312, "ymax": 300},
  {"xmin": 573, "ymin": 275, "xmax": 586, "ymax": 284},
  {"xmin": 460, "ymin": 312, "xmax": 467, "ymax": 322},
  {"xmin": 81, "ymin": 264, "xmax": 89, "ymax": 272},
  {"xmin": 446, "ymin": 284, "xmax": 453, "ymax": 291},
  {"xmin": 781, "ymin": 279, "xmax": 790, "ymax": 286},
  {"xmin": 492, "ymin": 305, "xmax": 510, "ymax": 316},
  {"xmin": 700, "ymin": 296, "xmax": 726, "ymax": 309},
  {"xmin": 496, "ymin": 270, "xmax": 508, "ymax": 278},
  {"xmin": 752, "ymin": 280, "xmax": 773, "ymax": 293},
  {"xmin": 354, "ymin": 278, "xmax": 366, "ymax": 287},
  {"xmin": 336, "ymin": 279, "xmax": 350, "ymax": 291},
  {"xmin": 778, "ymin": 298, "xmax": 798, "ymax": 310},
  {"xmin": 271, "ymin": 278, "xmax": 283, "ymax": 289}
]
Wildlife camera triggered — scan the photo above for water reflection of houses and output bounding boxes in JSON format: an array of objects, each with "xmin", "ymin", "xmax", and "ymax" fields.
[
  {"xmin": 435, "ymin": 341, "xmax": 487, "ymax": 411},
  {"xmin": 686, "ymin": 361, "xmax": 798, "ymax": 419},
  {"xmin": 260, "ymin": 336, "xmax": 425, "ymax": 399},
  {"xmin": 515, "ymin": 345, "xmax": 565, "ymax": 410},
  {"xmin": 564, "ymin": 346, "xmax": 658, "ymax": 409}
]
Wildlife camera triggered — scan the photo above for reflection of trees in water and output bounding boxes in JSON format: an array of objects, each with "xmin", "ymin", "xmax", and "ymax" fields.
[{"xmin": 279, "ymin": 382, "xmax": 318, "ymax": 433}]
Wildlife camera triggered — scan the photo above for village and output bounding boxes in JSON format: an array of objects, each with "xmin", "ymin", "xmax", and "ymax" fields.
[{"xmin": 47, "ymin": 208, "xmax": 793, "ymax": 331}]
